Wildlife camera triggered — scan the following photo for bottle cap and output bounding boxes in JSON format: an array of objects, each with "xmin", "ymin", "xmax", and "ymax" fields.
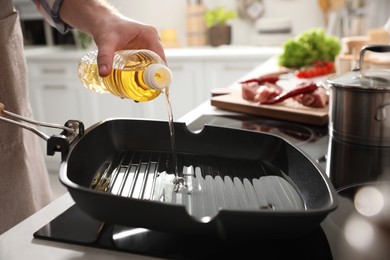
[{"xmin": 144, "ymin": 64, "xmax": 173, "ymax": 90}]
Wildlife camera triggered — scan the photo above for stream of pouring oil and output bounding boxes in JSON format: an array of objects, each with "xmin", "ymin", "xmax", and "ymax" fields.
[{"xmin": 163, "ymin": 89, "xmax": 184, "ymax": 191}]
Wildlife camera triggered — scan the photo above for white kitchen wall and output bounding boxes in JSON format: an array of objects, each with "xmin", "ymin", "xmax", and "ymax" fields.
[
  {"xmin": 108, "ymin": 0, "xmax": 323, "ymax": 47},
  {"xmin": 259, "ymin": 0, "xmax": 323, "ymax": 34},
  {"xmin": 108, "ymin": 0, "xmax": 187, "ymax": 45}
]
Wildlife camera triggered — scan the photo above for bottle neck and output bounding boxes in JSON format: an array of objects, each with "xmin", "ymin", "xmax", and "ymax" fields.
[{"xmin": 144, "ymin": 64, "xmax": 173, "ymax": 90}]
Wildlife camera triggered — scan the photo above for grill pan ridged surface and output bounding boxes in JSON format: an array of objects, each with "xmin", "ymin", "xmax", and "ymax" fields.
[
  {"xmin": 91, "ymin": 151, "xmax": 305, "ymax": 220},
  {"xmin": 59, "ymin": 119, "xmax": 337, "ymax": 238}
]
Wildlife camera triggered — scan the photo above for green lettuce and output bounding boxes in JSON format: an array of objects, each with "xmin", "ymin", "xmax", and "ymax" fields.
[{"xmin": 277, "ymin": 28, "xmax": 341, "ymax": 69}]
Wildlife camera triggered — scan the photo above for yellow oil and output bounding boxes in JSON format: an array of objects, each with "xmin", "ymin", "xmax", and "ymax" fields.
[
  {"xmin": 78, "ymin": 62, "xmax": 162, "ymax": 102},
  {"xmin": 164, "ymin": 88, "xmax": 178, "ymax": 175},
  {"xmin": 104, "ymin": 68, "xmax": 161, "ymax": 102},
  {"xmin": 77, "ymin": 62, "xmax": 107, "ymax": 94}
]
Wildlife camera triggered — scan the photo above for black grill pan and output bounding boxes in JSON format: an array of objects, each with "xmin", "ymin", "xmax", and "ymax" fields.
[{"xmin": 55, "ymin": 118, "xmax": 337, "ymax": 239}]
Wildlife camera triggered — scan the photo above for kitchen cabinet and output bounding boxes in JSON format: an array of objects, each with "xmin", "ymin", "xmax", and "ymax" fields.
[
  {"xmin": 28, "ymin": 61, "xmax": 96, "ymax": 130},
  {"xmin": 164, "ymin": 47, "xmax": 281, "ymax": 118},
  {"xmin": 157, "ymin": 61, "xmax": 203, "ymax": 120},
  {"xmin": 203, "ymin": 61, "xmax": 259, "ymax": 98},
  {"xmin": 26, "ymin": 57, "xmax": 96, "ymax": 169},
  {"xmin": 25, "ymin": 46, "xmax": 280, "ymax": 170}
]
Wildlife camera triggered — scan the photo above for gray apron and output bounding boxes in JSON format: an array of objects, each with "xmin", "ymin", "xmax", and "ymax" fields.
[{"xmin": 0, "ymin": 1, "xmax": 52, "ymax": 234}]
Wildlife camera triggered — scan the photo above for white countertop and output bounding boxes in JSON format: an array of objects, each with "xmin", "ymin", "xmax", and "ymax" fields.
[
  {"xmin": 0, "ymin": 193, "xmax": 158, "ymax": 260},
  {"xmin": 0, "ymin": 57, "xmax": 278, "ymax": 260}
]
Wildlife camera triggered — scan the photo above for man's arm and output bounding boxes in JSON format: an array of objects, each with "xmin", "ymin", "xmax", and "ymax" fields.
[{"xmin": 31, "ymin": 0, "xmax": 166, "ymax": 77}]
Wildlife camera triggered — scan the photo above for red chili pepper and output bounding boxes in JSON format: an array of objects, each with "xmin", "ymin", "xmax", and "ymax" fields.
[
  {"xmin": 261, "ymin": 82, "xmax": 318, "ymax": 105},
  {"xmin": 240, "ymin": 75, "xmax": 279, "ymax": 84}
]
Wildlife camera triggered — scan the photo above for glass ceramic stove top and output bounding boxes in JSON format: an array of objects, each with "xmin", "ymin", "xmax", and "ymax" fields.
[{"xmin": 34, "ymin": 203, "xmax": 332, "ymax": 259}]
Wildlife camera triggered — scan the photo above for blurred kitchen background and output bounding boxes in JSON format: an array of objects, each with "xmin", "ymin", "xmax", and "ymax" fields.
[{"xmin": 14, "ymin": 0, "xmax": 390, "ymax": 48}]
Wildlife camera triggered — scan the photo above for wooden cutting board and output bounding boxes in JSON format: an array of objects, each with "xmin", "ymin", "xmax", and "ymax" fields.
[{"xmin": 211, "ymin": 88, "xmax": 329, "ymax": 126}]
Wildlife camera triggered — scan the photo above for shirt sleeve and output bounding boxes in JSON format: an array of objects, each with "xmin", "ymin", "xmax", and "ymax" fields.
[{"xmin": 31, "ymin": 0, "xmax": 71, "ymax": 34}]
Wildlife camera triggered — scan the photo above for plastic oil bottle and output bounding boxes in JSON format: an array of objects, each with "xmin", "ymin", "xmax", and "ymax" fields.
[{"xmin": 77, "ymin": 49, "xmax": 172, "ymax": 102}]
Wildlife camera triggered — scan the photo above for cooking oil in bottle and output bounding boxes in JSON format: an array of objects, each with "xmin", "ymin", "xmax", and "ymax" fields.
[{"xmin": 77, "ymin": 49, "xmax": 172, "ymax": 102}]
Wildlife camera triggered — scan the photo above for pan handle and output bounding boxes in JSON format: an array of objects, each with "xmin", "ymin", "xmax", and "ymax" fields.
[
  {"xmin": 0, "ymin": 102, "xmax": 75, "ymax": 140},
  {"xmin": 0, "ymin": 102, "xmax": 84, "ymax": 158},
  {"xmin": 0, "ymin": 105, "xmax": 49, "ymax": 141}
]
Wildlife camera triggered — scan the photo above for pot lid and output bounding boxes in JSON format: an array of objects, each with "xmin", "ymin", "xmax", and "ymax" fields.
[
  {"xmin": 327, "ymin": 68, "xmax": 390, "ymax": 90},
  {"xmin": 327, "ymin": 69, "xmax": 390, "ymax": 90}
]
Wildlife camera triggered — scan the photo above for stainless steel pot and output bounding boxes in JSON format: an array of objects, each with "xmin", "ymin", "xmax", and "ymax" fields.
[{"xmin": 327, "ymin": 45, "xmax": 390, "ymax": 147}]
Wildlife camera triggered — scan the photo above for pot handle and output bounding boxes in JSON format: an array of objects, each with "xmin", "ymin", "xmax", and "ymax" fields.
[
  {"xmin": 354, "ymin": 44, "xmax": 390, "ymax": 72},
  {"xmin": 375, "ymin": 102, "xmax": 390, "ymax": 121}
]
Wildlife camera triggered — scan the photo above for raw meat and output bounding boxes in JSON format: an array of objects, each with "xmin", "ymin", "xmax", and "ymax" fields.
[
  {"xmin": 241, "ymin": 75, "xmax": 328, "ymax": 108},
  {"xmin": 241, "ymin": 81, "xmax": 260, "ymax": 101},
  {"xmin": 260, "ymin": 82, "xmax": 317, "ymax": 105},
  {"xmin": 254, "ymin": 83, "xmax": 283, "ymax": 103},
  {"xmin": 293, "ymin": 87, "xmax": 329, "ymax": 108},
  {"xmin": 241, "ymin": 82, "xmax": 282, "ymax": 102}
]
